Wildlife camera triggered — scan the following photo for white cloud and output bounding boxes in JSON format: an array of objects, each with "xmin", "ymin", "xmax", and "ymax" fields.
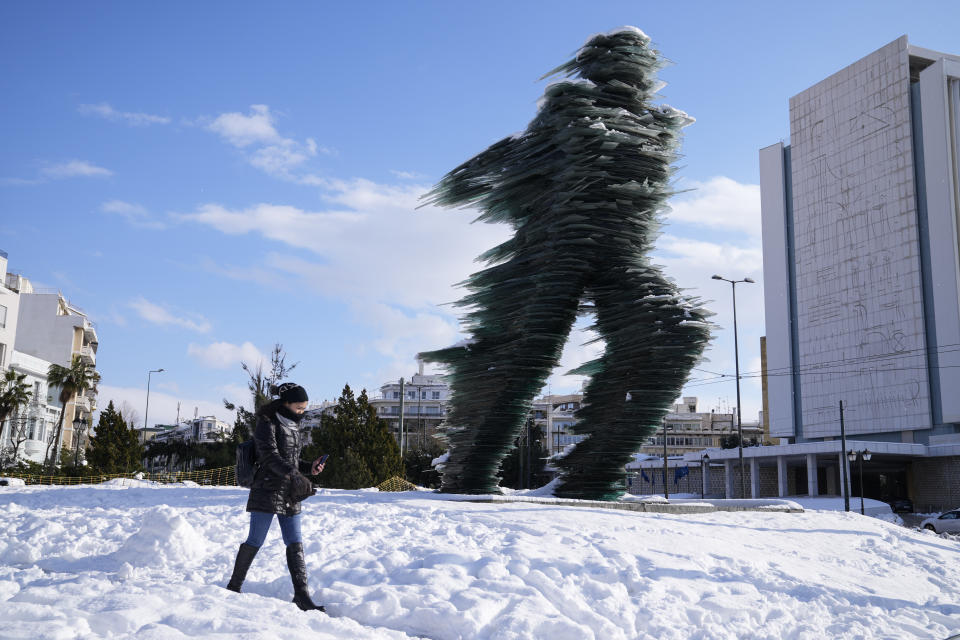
[
  {"xmin": 668, "ymin": 176, "xmax": 761, "ymax": 236},
  {"xmin": 130, "ymin": 297, "xmax": 212, "ymax": 333},
  {"xmin": 187, "ymin": 341, "xmax": 267, "ymax": 370},
  {"xmin": 205, "ymin": 105, "xmax": 333, "ymax": 180},
  {"xmin": 390, "ymin": 169, "xmax": 426, "ymax": 180},
  {"xmin": 219, "ymin": 384, "xmax": 252, "ymax": 407},
  {"xmin": 207, "ymin": 104, "xmax": 281, "ymax": 148},
  {"xmin": 97, "ymin": 384, "xmax": 233, "ymax": 429},
  {"xmin": 40, "ymin": 160, "xmax": 113, "ymax": 179},
  {"xmin": 78, "ymin": 102, "xmax": 170, "ymax": 126},
  {"xmin": 657, "ymin": 235, "xmax": 764, "ymax": 272},
  {"xmin": 0, "ymin": 177, "xmax": 42, "ymax": 186},
  {"xmin": 180, "ymin": 179, "xmax": 510, "ymax": 308},
  {"xmin": 100, "ymin": 200, "xmax": 166, "ymax": 229},
  {"xmin": 352, "ymin": 302, "xmax": 461, "ymax": 384}
]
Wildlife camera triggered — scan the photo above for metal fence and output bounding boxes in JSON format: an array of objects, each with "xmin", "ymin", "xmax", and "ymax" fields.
[{"xmin": 3, "ymin": 466, "xmax": 237, "ymax": 486}]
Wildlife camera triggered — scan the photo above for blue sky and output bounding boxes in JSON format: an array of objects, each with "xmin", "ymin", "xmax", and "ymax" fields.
[{"xmin": 1, "ymin": 1, "xmax": 958, "ymax": 428}]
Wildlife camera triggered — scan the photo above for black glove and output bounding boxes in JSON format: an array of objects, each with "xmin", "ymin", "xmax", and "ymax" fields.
[{"xmin": 287, "ymin": 472, "xmax": 316, "ymax": 503}]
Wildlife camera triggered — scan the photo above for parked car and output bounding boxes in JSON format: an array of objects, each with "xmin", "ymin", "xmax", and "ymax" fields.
[
  {"xmin": 886, "ymin": 497, "xmax": 914, "ymax": 513},
  {"xmin": 920, "ymin": 510, "xmax": 960, "ymax": 534}
]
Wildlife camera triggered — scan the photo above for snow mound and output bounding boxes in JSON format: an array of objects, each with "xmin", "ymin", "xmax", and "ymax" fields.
[
  {"xmin": 100, "ymin": 478, "xmax": 158, "ymax": 488},
  {"xmin": 113, "ymin": 506, "xmax": 206, "ymax": 566},
  {"xmin": 0, "ymin": 477, "xmax": 26, "ymax": 487}
]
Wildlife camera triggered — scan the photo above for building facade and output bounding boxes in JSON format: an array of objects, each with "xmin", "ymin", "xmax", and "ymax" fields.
[
  {"xmin": 14, "ymin": 287, "xmax": 99, "ymax": 455},
  {"xmin": 370, "ymin": 364, "xmax": 450, "ymax": 449},
  {"xmin": 758, "ymin": 37, "xmax": 960, "ymax": 510},
  {"xmin": 150, "ymin": 416, "xmax": 232, "ymax": 444},
  {"xmin": 2, "ymin": 350, "xmax": 63, "ymax": 464},
  {"xmin": 637, "ymin": 397, "xmax": 748, "ymax": 457},
  {"xmin": 532, "ymin": 394, "xmax": 583, "ymax": 454},
  {"xmin": 0, "ymin": 251, "xmax": 100, "ymax": 467}
]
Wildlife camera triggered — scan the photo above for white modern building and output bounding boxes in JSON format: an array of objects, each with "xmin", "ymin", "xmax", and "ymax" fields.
[
  {"xmin": 150, "ymin": 416, "xmax": 232, "ymax": 444},
  {"xmin": 14, "ymin": 287, "xmax": 99, "ymax": 455},
  {"xmin": 638, "ymin": 397, "xmax": 747, "ymax": 457},
  {"xmin": 1, "ymin": 251, "xmax": 99, "ymax": 467},
  {"xmin": 758, "ymin": 36, "xmax": 960, "ymax": 510},
  {"xmin": 0, "ymin": 251, "xmax": 20, "ymax": 371},
  {"xmin": 370, "ymin": 361, "xmax": 449, "ymax": 448},
  {"xmin": 1, "ymin": 350, "xmax": 63, "ymax": 465},
  {"xmin": 532, "ymin": 394, "xmax": 583, "ymax": 454}
]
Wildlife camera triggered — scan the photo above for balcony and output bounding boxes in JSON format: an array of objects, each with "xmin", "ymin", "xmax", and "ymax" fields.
[
  {"xmin": 79, "ymin": 345, "xmax": 96, "ymax": 365},
  {"xmin": 74, "ymin": 395, "xmax": 91, "ymax": 412},
  {"xmin": 83, "ymin": 320, "xmax": 98, "ymax": 345}
]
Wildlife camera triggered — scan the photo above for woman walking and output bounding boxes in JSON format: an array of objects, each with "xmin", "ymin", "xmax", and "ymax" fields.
[{"xmin": 226, "ymin": 382, "xmax": 327, "ymax": 611}]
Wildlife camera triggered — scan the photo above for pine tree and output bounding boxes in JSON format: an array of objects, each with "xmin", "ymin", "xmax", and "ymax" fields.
[
  {"xmin": 88, "ymin": 401, "xmax": 143, "ymax": 473},
  {"xmin": 309, "ymin": 384, "xmax": 403, "ymax": 489}
]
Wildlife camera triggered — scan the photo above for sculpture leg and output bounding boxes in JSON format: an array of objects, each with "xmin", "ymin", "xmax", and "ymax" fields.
[
  {"xmin": 429, "ymin": 255, "xmax": 587, "ymax": 494},
  {"xmin": 554, "ymin": 265, "xmax": 710, "ymax": 500}
]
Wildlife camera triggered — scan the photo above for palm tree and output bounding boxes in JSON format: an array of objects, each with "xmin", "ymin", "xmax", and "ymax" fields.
[
  {"xmin": 0, "ymin": 370, "xmax": 32, "ymax": 468},
  {"xmin": 45, "ymin": 355, "xmax": 99, "ymax": 472}
]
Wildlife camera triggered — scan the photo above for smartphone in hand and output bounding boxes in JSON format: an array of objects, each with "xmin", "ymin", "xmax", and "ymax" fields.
[{"xmin": 312, "ymin": 454, "xmax": 329, "ymax": 475}]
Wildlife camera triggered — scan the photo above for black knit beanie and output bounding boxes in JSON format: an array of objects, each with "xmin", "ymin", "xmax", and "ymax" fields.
[{"xmin": 275, "ymin": 382, "xmax": 308, "ymax": 403}]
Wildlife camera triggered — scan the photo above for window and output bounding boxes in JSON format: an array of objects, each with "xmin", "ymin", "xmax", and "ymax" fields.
[
  {"xmin": 392, "ymin": 391, "xmax": 400, "ymax": 399},
  {"xmin": 0, "ymin": 304, "xmax": 6, "ymax": 328},
  {"xmin": 408, "ymin": 391, "xmax": 416, "ymax": 399},
  {"xmin": 432, "ymin": 391, "xmax": 440, "ymax": 399}
]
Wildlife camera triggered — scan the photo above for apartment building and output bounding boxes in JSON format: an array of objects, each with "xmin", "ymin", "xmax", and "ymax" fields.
[
  {"xmin": 531, "ymin": 394, "xmax": 583, "ymax": 454},
  {"xmin": 370, "ymin": 362, "xmax": 449, "ymax": 448},
  {"xmin": 150, "ymin": 416, "xmax": 231, "ymax": 444},
  {"xmin": 636, "ymin": 397, "xmax": 750, "ymax": 457},
  {"xmin": 15, "ymin": 291, "xmax": 99, "ymax": 453},
  {"xmin": 0, "ymin": 250, "xmax": 100, "ymax": 466}
]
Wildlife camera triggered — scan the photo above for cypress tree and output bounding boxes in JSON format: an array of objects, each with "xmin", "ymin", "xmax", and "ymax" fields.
[
  {"xmin": 88, "ymin": 401, "xmax": 143, "ymax": 473},
  {"xmin": 309, "ymin": 384, "xmax": 403, "ymax": 489}
]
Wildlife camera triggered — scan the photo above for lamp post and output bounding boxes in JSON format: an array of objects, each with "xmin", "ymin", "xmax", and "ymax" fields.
[
  {"xmin": 839, "ymin": 400, "xmax": 850, "ymax": 512},
  {"xmin": 847, "ymin": 448, "xmax": 872, "ymax": 515},
  {"xmin": 712, "ymin": 274, "xmax": 755, "ymax": 498},
  {"xmin": 72, "ymin": 416, "xmax": 87, "ymax": 467},
  {"xmin": 144, "ymin": 368, "xmax": 164, "ymax": 443},
  {"xmin": 662, "ymin": 418, "xmax": 670, "ymax": 500},
  {"xmin": 398, "ymin": 377, "xmax": 405, "ymax": 455},
  {"xmin": 701, "ymin": 452, "xmax": 710, "ymax": 499}
]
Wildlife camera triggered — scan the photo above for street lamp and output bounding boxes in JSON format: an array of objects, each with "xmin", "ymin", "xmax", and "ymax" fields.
[
  {"xmin": 72, "ymin": 416, "xmax": 88, "ymax": 467},
  {"xmin": 662, "ymin": 418, "xmax": 671, "ymax": 500},
  {"xmin": 712, "ymin": 274, "xmax": 755, "ymax": 498},
  {"xmin": 700, "ymin": 452, "xmax": 710, "ymax": 499},
  {"xmin": 846, "ymin": 448, "xmax": 872, "ymax": 515},
  {"xmin": 144, "ymin": 368, "xmax": 164, "ymax": 443}
]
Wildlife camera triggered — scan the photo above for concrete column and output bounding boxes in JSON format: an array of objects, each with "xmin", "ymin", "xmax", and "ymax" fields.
[
  {"xmin": 702, "ymin": 462, "xmax": 711, "ymax": 497},
  {"xmin": 750, "ymin": 457, "xmax": 760, "ymax": 498},
  {"xmin": 806, "ymin": 453, "xmax": 819, "ymax": 496},
  {"xmin": 724, "ymin": 460, "xmax": 735, "ymax": 498},
  {"xmin": 777, "ymin": 456, "xmax": 788, "ymax": 497}
]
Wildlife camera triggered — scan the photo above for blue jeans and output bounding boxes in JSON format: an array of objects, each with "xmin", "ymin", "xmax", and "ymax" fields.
[{"xmin": 245, "ymin": 511, "xmax": 303, "ymax": 547}]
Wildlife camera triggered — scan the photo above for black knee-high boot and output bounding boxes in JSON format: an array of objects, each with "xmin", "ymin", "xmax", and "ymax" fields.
[
  {"xmin": 226, "ymin": 543, "xmax": 259, "ymax": 593},
  {"xmin": 285, "ymin": 542, "xmax": 325, "ymax": 612}
]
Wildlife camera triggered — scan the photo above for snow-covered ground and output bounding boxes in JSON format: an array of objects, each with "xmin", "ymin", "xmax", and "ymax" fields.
[{"xmin": 2, "ymin": 482, "xmax": 959, "ymax": 640}]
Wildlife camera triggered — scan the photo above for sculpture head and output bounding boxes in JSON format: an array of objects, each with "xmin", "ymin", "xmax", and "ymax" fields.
[{"xmin": 547, "ymin": 27, "xmax": 662, "ymax": 93}]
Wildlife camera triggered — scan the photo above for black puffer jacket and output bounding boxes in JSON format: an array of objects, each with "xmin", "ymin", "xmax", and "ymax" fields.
[{"xmin": 245, "ymin": 401, "xmax": 313, "ymax": 516}]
